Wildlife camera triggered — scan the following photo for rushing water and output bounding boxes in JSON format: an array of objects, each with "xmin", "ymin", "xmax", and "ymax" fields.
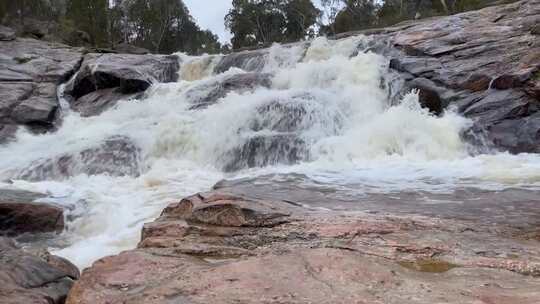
[{"xmin": 1, "ymin": 35, "xmax": 540, "ymax": 268}]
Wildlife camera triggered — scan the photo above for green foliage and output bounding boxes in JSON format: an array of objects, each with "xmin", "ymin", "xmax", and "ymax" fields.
[
  {"xmin": 319, "ymin": 0, "xmax": 512, "ymax": 35},
  {"xmin": 66, "ymin": 0, "xmax": 109, "ymax": 46},
  {"xmin": 226, "ymin": 0, "xmax": 321, "ymax": 50}
]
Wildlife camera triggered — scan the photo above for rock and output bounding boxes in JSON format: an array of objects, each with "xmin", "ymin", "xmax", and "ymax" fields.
[
  {"xmin": 0, "ymin": 25, "xmax": 16, "ymax": 41},
  {"xmin": 0, "ymin": 189, "xmax": 64, "ymax": 236},
  {"xmin": 380, "ymin": 0, "xmax": 540, "ymax": 152},
  {"xmin": 16, "ymin": 136, "xmax": 141, "ymax": 181},
  {"xmin": 70, "ymin": 88, "xmax": 141, "ymax": 117},
  {"xmin": 69, "ymin": 53, "xmax": 179, "ymax": 99},
  {"xmin": 114, "ymin": 43, "xmax": 150, "ymax": 55},
  {"xmin": 187, "ymin": 72, "xmax": 272, "ymax": 110},
  {"xmin": 0, "ymin": 124, "xmax": 18, "ymax": 144},
  {"xmin": 214, "ymin": 49, "xmax": 268, "ymax": 74},
  {"xmin": 67, "ymin": 185, "xmax": 540, "ymax": 304},
  {"xmin": 0, "ymin": 37, "xmax": 83, "ymax": 141},
  {"xmin": 223, "ymin": 135, "xmax": 307, "ymax": 172},
  {"xmin": 408, "ymin": 77, "xmax": 445, "ymax": 115},
  {"xmin": 67, "ymin": 53, "xmax": 179, "ymax": 116},
  {"xmin": 0, "ymin": 236, "xmax": 79, "ymax": 304},
  {"xmin": 10, "ymin": 83, "xmax": 59, "ymax": 125}
]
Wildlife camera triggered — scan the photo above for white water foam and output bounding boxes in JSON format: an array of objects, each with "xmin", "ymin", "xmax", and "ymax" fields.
[{"xmin": 1, "ymin": 36, "xmax": 540, "ymax": 268}]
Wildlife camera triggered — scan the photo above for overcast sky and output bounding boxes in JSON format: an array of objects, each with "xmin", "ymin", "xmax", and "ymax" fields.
[{"xmin": 184, "ymin": 0, "xmax": 325, "ymax": 44}]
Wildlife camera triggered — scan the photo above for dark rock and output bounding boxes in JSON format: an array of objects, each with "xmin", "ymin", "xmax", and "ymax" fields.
[
  {"xmin": 0, "ymin": 236, "xmax": 78, "ymax": 304},
  {"xmin": 214, "ymin": 49, "xmax": 269, "ymax": 74},
  {"xmin": 223, "ymin": 135, "xmax": 307, "ymax": 172},
  {"xmin": 114, "ymin": 43, "xmax": 150, "ymax": 55},
  {"xmin": 0, "ymin": 189, "xmax": 64, "ymax": 236},
  {"xmin": 460, "ymin": 73, "xmax": 492, "ymax": 92},
  {"xmin": 66, "ymin": 53, "xmax": 178, "ymax": 116},
  {"xmin": 69, "ymin": 53, "xmax": 179, "ymax": 99},
  {"xmin": 16, "ymin": 136, "xmax": 141, "ymax": 181},
  {"xmin": 71, "ymin": 88, "xmax": 141, "ymax": 117},
  {"xmin": 187, "ymin": 73, "xmax": 272, "ymax": 109},
  {"xmin": 0, "ymin": 202, "xmax": 63, "ymax": 236},
  {"xmin": 408, "ymin": 78, "xmax": 444, "ymax": 115},
  {"xmin": 0, "ymin": 124, "xmax": 18, "ymax": 144},
  {"xmin": 0, "ymin": 25, "xmax": 16, "ymax": 41},
  {"xmin": 532, "ymin": 24, "xmax": 540, "ymax": 35}
]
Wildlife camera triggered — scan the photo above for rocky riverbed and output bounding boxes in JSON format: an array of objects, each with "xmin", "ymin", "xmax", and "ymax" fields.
[{"xmin": 1, "ymin": 0, "xmax": 540, "ymax": 303}]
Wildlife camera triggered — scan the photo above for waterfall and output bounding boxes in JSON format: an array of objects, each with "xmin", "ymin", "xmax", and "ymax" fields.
[{"xmin": 2, "ymin": 35, "xmax": 540, "ymax": 268}]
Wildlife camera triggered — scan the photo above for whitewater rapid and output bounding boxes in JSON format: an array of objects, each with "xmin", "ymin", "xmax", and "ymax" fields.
[{"xmin": 2, "ymin": 35, "xmax": 540, "ymax": 268}]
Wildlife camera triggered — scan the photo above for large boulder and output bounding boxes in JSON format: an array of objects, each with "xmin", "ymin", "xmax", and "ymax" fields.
[
  {"xmin": 67, "ymin": 188, "xmax": 540, "ymax": 304},
  {"xmin": 0, "ymin": 37, "xmax": 83, "ymax": 141},
  {"xmin": 66, "ymin": 53, "xmax": 179, "ymax": 116},
  {"xmin": 370, "ymin": 0, "xmax": 540, "ymax": 153},
  {"xmin": 0, "ymin": 237, "xmax": 79, "ymax": 304},
  {"xmin": 0, "ymin": 189, "xmax": 63, "ymax": 236}
]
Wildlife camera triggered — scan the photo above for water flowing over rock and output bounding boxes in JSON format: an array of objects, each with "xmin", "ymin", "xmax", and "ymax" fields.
[
  {"xmin": 0, "ymin": 237, "xmax": 79, "ymax": 304},
  {"xmin": 187, "ymin": 72, "xmax": 272, "ymax": 110},
  {"xmin": 15, "ymin": 136, "xmax": 141, "ymax": 181},
  {"xmin": 1, "ymin": 1, "xmax": 540, "ymax": 303},
  {"xmin": 66, "ymin": 53, "xmax": 179, "ymax": 116},
  {"xmin": 360, "ymin": 0, "xmax": 540, "ymax": 152}
]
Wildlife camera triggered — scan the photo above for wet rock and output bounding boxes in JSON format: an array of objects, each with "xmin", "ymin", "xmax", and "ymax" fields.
[
  {"xmin": 0, "ymin": 236, "xmax": 79, "ymax": 304},
  {"xmin": 0, "ymin": 25, "xmax": 16, "ymax": 41},
  {"xmin": 0, "ymin": 189, "xmax": 64, "ymax": 236},
  {"xmin": 0, "ymin": 37, "xmax": 83, "ymax": 140},
  {"xmin": 70, "ymin": 88, "xmax": 141, "ymax": 117},
  {"xmin": 69, "ymin": 53, "xmax": 179, "ymax": 99},
  {"xmin": 66, "ymin": 53, "xmax": 179, "ymax": 116},
  {"xmin": 214, "ymin": 49, "xmax": 268, "ymax": 74},
  {"xmin": 0, "ymin": 124, "xmax": 18, "ymax": 144},
  {"xmin": 381, "ymin": 0, "xmax": 540, "ymax": 152},
  {"xmin": 223, "ymin": 135, "xmax": 307, "ymax": 172},
  {"xmin": 408, "ymin": 77, "xmax": 445, "ymax": 115},
  {"xmin": 67, "ymin": 187, "xmax": 540, "ymax": 304},
  {"xmin": 16, "ymin": 136, "xmax": 141, "ymax": 181},
  {"xmin": 187, "ymin": 72, "xmax": 271, "ymax": 109}
]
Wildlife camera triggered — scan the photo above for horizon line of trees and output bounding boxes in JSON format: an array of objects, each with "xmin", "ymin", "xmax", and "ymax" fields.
[{"xmin": 0, "ymin": 0, "xmax": 509, "ymax": 54}]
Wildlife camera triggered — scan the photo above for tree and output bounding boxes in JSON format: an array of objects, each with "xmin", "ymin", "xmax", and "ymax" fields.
[
  {"xmin": 225, "ymin": 0, "xmax": 320, "ymax": 50},
  {"xmin": 66, "ymin": 0, "xmax": 109, "ymax": 46}
]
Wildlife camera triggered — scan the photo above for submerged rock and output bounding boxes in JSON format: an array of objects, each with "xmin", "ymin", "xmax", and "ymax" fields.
[
  {"xmin": 16, "ymin": 136, "xmax": 141, "ymax": 181},
  {"xmin": 0, "ymin": 237, "xmax": 79, "ymax": 304},
  {"xmin": 223, "ymin": 135, "xmax": 307, "ymax": 172},
  {"xmin": 187, "ymin": 72, "xmax": 272, "ymax": 109}
]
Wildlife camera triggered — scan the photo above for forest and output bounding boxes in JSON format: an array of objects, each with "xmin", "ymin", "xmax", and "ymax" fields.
[{"xmin": 0, "ymin": 0, "xmax": 507, "ymax": 54}]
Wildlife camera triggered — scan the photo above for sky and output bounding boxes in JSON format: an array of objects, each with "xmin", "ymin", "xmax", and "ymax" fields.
[{"xmin": 184, "ymin": 0, "xmax": 325, "ymax": 44}]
